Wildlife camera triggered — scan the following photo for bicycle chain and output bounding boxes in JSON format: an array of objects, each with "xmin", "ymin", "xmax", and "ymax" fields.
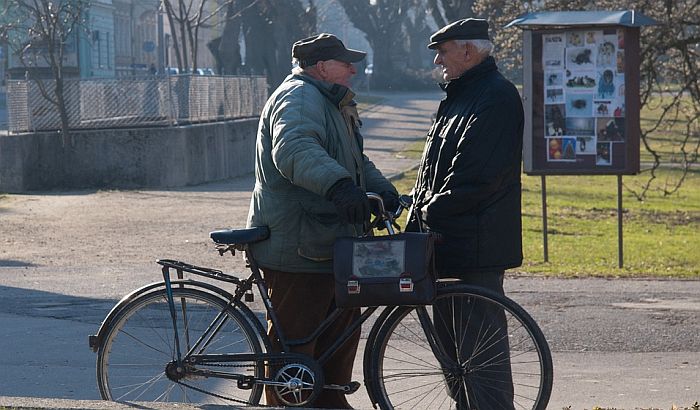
[
  {"xmin": 174, "ymin": 379, "xmax": 253, "ymax": 406},
  {"xmin": 172, "ymin": 357, "xmax": 298, "ymax": 407}
]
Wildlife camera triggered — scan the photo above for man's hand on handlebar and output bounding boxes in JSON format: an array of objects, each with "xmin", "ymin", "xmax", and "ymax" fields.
[
  {"xmin": 366, "ymin": 192, "xmax": 412, "ymax": 233},
  {"xmin": 371, "ymin": 191, "xmax": 400, "ymax": 218},
  {"xmin": 327, "ymin": 179, "xmax": 371, "ymax": 225}
]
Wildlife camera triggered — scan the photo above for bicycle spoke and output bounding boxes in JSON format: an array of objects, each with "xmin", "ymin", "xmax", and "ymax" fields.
[
  {"xmin": 97, "ymin": 288, "xmax": 264, "ymax": 405},
  {"xmin": 114, "ymin": 371, "xmax": 168, "ymax": 401},
  {"xmin": 369, "ymin": 285, "xmax": 552, "ymax": 410},
  {"xmin": 382, "ymin": 341, "xmax": 442, "ymax": 370},
  {"xmin": 116, "ymin": 328, "xmax": 171, "ymax": 357}
]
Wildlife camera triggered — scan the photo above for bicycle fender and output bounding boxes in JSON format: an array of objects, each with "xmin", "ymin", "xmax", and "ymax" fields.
[{"xmin": 88, "ymin": 280, "xmax": 252, "ymax": 352}]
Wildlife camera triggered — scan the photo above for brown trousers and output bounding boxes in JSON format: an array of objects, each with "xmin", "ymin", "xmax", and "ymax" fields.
[{"xmin": 262, "ymin": 268, "xmax": 360, "ymax": 409}]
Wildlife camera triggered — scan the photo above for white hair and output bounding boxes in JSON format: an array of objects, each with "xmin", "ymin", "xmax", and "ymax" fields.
[
  {"xmin": 291, "ymin": 57, "xmax": 305, "ymax": 74},
  {"xmin": 291, "ymin": 57, "xmax": 324, "ymax": 74},
  {"xmin": 455, "ymin": 39, "xmax": 493, "ymax": 55}
]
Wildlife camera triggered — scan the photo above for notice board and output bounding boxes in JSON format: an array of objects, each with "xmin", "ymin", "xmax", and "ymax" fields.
[{"xmin": 521, "ymin": 25, "xmax": 641, "ymax": 175}]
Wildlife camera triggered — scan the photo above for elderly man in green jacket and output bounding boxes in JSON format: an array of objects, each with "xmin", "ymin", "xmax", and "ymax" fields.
[{"xmin": 247, "ymin": 33, "xmax": 398, "ymax": 408}]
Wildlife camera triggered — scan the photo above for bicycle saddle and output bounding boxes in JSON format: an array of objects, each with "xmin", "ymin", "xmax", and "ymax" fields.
[{"xmin": 210, "ymin": 226, "xmax": 270, "ymax": 245}]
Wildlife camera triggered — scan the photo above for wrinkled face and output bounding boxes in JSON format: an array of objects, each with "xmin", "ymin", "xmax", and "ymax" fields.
[
  {"xmin": 433, "ymin": 40, "xmax": 470, "ymax": 81},
  {"xmin": 318, "ymin": 59, "xmax": 357, "ymax": 88}
]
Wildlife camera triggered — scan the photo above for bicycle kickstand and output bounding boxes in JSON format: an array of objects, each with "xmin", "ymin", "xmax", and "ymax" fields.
[{"xmin": 324, "ymin": 381, "xmax": 361, "ymax": 395}]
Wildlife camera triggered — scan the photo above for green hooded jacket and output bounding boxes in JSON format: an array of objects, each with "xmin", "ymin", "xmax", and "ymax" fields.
[{"xmin": 246, "ymin": 73, "xmax": 396, "ymax": 273}]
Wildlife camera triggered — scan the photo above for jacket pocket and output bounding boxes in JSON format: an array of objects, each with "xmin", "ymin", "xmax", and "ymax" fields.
[{"xmin": 298, "ymin": 206, "xmax": 346, "ymax": 262}]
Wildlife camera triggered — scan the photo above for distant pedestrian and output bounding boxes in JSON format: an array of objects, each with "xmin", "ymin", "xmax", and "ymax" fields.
[
  {"xmin": 149, "ymin": 63, "xmax": 157, "ymax": 75},
  {"xmin": 407, "ymin": 17, "xmax": 524, "ymax": 409}
]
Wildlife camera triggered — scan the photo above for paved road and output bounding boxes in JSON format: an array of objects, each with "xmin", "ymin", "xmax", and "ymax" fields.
[{"xmin": 0, "ymin": 91, "xmax": 698, "ymax": 409}]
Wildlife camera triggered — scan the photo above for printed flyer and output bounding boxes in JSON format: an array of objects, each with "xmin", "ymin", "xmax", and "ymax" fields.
[{"xmin": 542, "ymin": 29, "xmax": 625, "ymax": 167}]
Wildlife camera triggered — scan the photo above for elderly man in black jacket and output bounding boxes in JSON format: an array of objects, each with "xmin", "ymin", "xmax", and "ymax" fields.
[{"xmin": 407, "ymin": 18, "xmax": 523, "ymax": 409}]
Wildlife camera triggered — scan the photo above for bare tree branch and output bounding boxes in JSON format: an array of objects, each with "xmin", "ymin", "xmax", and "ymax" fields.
[{"xmin": 3, "ymin": 0, "xmax": 90, "ymax": 145}]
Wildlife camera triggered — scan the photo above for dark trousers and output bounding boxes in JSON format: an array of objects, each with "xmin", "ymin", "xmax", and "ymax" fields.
[
  {"xmin": 262, "ymin": 268, "xmax": 360, "ymax": 409},
  {"xmin": 433, "ymin": 271, "xmax": 515, "ymax": 410}
]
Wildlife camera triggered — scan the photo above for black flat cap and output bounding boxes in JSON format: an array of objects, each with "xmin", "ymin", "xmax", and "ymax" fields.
[
  {"xmin": 292, "ymin": 33, "xmax": 366, "ymax": 67},
  {"xmin": 428, "ymin": 18, "xmax": 490, "ymax": 49}
]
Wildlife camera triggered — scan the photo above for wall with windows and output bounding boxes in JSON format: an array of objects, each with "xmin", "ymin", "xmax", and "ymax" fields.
[
  {"xmin": 160, "ymin": 1, "xmax": 222, "ymax": 72},
  {"xmin": 113, "ymin": 0, "xmax": 158, "ymax": 77},
  {"xmin": 82, "ymin": 0, "xmax": 116, "ymax": 78},
  {"xmin": 2, "ymin": 0, "xmax": 225, "ymax": 80}
]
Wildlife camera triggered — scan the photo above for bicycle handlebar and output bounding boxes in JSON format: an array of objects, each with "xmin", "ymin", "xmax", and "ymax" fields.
[{"xmin": 366, "ymin": 192, "xmax": 412, "ymax": 235}]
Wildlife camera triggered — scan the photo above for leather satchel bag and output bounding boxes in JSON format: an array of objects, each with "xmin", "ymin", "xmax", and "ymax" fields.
[{"xmin": 333, "ymin": 232, "xmax": 436, "ymax": 308}]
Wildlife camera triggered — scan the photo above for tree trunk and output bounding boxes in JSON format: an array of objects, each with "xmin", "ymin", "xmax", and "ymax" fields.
[
  {"xmin": 164, "ymin": 1, "xmax": 184, "ymax": 70},
  {"xmin": 54, "ymin": 77, "xmax": 71, "ymax": 147},
  {"xmin": 369, "ymin": 35, "xmax": 398, "ymax": 89}
]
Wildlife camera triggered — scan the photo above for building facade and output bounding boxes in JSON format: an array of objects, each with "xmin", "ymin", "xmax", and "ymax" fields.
[
  {"xmin": 113, "ymin": 0, "xmax": 159, "ymax": 77},
  {"xmin": 4, "ymin": 0, "xmax": 223, "ymax": 79},
  {"xmin": 81, "ymin": 0, "xmax": 116, "ymax": 77}
]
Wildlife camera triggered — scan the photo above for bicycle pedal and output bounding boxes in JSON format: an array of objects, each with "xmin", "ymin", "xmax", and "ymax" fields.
[
  {"xmin": 324, "ymin": 381, "xmax": 361, "ymax": 395},
  {"xmin": 237, "ymin": 375, "xmax": 256, "ymax": 390}
]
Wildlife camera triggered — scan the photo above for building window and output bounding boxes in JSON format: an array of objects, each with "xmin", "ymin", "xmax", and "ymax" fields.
[
  {"xmin": 106, "ymin": 32, "xmax": 111, "ymax": 69},
  {"xmin": 94, "ymin": 30, "xmax": 102, "ymax": 68}
]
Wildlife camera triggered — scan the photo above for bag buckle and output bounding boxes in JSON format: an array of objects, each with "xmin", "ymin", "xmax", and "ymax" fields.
[
  {"xmin": 347, "ymin": 280, "xmax": 360, "ymax": 294},
  {"xmin": 399, "ymin": 276, "xmax": 414, "ymax": 293}
]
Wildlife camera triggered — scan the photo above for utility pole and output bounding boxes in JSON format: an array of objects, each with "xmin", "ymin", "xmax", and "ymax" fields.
[{"xmin": 157, "ymin": 0, "xmax": 165, "ymax": 74}]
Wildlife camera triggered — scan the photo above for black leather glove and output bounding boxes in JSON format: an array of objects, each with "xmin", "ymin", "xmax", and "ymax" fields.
[
  {"xmin": 380, "ymin": 190, "xmax": 400, "ymax": 214},
  {"xmin": 326, "ymin": 178, "xmax": 370, "ymax": 225}
]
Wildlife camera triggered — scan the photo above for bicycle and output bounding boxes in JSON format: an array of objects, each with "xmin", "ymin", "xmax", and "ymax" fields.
[{"xmin": 89, "ymin": 193, "xmax": 553, "ymax": 409}]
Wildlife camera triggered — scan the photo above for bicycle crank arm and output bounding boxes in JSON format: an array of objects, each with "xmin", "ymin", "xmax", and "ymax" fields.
[{"xmin": 324, "ymin": 381, "xmax": 361, "ymax": 394}]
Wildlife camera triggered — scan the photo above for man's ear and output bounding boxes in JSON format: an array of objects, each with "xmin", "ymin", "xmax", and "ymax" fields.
[
  {"xmin": 463, "ymin": 42, "xmax": 474, "ymax": 61},
  {"xmin": 318, "ymin": 61, "xmax": 329, "ymax": 76}
]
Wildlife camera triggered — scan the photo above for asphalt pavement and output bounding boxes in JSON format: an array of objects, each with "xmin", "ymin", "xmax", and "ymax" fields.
[{"xmin": 0, "ymin": 91, "xmax": 698, "ymax": 409}]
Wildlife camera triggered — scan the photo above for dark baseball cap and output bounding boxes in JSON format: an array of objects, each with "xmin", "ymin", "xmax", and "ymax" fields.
[
  {"xmin": 428, "ymin": 18, "xmax": 490, "ymax": 49},
  {"xmin": 292, "ymin": 33, "xmax": 366, "ymax": 67}
]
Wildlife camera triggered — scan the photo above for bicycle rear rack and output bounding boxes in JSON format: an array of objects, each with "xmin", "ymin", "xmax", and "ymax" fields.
[{"xmin": 157, "ymin": 259, "xmax": 241, "ymax": 285}]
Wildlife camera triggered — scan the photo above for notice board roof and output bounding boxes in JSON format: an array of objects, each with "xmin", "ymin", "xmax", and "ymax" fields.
[{"xmin": 506, "ymin": 10, "xmax": 659, "ymax": 29}]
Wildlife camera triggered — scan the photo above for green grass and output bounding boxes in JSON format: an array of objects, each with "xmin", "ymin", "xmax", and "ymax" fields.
[
  {"xmin": 639, "ymin": 93, "xmax": 697, "ymax": 164},
  {"xmin": 356, "ymin": 94, "xmax": 385, "ymax": 112},
  {"xmin": 400, "ymin": 140, "xmax": 426, "ymax": 160},
  {"xmin": 391, "ymin": 167, "xmax": 700, "ymax": 279},
  {"xmin": 519, "ymin": 169, "xmax": 699, "ymax": 278}
]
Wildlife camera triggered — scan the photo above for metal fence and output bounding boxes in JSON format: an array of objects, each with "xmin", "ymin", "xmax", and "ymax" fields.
[{"xmin": 6, "ymin": 75, "xmax": 268, "ymax": 133}]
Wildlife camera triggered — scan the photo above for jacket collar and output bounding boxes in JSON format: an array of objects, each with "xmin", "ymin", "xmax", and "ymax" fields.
[
  {"xmin": 292, "ymin": 73, "xmax": 355, "ymax": 108},
  {"xmin": 440, "ymin": 56, "xmax": 497, "ymax": 93}
]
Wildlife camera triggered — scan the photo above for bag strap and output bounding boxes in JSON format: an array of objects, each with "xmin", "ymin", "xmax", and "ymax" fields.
[{"xmin": 408, "ymin": 200, "xmax": 423, "ymax": 233}]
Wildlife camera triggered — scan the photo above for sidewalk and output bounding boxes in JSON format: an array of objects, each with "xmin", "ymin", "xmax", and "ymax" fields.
[{"xmin": 0, "ymin": 91, "xmax": 698, "ymax": 410}]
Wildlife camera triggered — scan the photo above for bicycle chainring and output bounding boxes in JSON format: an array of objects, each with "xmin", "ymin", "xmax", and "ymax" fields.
[{"xmin": 272, "ymin": 360, "xmax": 324, "ymax": 407}]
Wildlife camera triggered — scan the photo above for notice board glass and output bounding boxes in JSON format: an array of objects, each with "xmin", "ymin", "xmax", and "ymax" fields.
[{"xmin": 523, "ymin": 26, "xmax": 641, "ymax": 175}]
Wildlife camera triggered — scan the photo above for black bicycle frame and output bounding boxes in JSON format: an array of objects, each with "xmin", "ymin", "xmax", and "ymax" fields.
[
  {"xmin": 160, "ymin": 251, "xmax": 381, "ymax": 374},
  {"xmin": 245, "ymin": 250, "xmax": 380, "ymax": 365},
  {"xmin": 159, "ymin": 247, "xmax": 450, "ymax": 384}
]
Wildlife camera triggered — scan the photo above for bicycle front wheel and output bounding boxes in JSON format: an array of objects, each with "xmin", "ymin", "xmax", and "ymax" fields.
[
  {"xmin": 367, "ymin": 284, "xmax": 552, "ymax": 410},
  {"xmin": 96, "ymin": 287, "xmax": 264, "ymax": 405}
]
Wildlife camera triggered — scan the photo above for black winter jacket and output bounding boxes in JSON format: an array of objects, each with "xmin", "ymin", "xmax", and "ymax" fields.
[{"xmin": 407, "ymin": 56, "xmax": 524, "ymax": 274}]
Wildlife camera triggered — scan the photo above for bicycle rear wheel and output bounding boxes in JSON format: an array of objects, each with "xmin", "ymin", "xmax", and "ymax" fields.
[
  {"xmin": 367, "ymin": 284, "xmax": 552, "ymax": 410},
  {"xmin": 96, "ymin": 287, "xmax": 264, "ymax": 405}
]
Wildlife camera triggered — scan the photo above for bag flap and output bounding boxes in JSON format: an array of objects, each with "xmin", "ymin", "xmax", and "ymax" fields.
[{"xmin": 333, "ymin": 233, "xmax": 434, "ymax": 285}]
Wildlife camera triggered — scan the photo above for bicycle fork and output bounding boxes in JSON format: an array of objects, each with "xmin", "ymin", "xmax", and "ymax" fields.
[
  {"xmin": 161, "ymin": 266, "xmax": 240, "ymax": 372},
  {"xmin": 162, "ymin": 265, "xmax": 186, "ymax": 373}
]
